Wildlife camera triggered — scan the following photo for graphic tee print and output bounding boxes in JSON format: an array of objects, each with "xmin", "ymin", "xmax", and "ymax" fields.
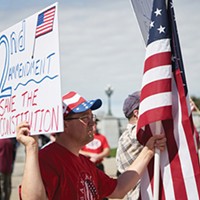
[{"xmin": 79, "ymin": 172, "xmax": 99, "ymax": 200}]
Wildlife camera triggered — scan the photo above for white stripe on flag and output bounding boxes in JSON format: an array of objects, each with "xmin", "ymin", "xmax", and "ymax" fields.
[
  {"xmin": 139, "ymin": 92, "xmax": 172, "ymax": 116},
  {"xmin": 142, "ymin": 65, "xmax": 172, "ymax": 87},
  {"xmin": 161, "ymin": 147, "xmax": 176, "ymax": 200},
  {"xmin": 145, "ymin": 39, "xmax": 171, "ymax": 59}
]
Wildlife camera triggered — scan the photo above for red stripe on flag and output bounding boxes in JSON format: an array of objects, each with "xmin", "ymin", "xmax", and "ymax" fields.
[
  {"xmin": 137, "ymin": 107, "xmax": 171, "ymax": 145},
  {"xmin": 144, "ymin": 52, "xmax": 172, "ymax": 72},
  {"xmin": 138, "ymin": 106, "xmax": 172, "ymax": 127},
  {"xmin": 140, "ymin": 79, "xmax": 171, "ymax": 101}
]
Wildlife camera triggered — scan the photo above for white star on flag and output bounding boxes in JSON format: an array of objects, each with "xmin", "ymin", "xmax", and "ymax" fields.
[
  {"xmin": 157, "ymin": 25, "xmax": 165, "ymax": 33},
  {"xmin": 150, "ymin": 21, "xmax": 155, "ymax": 28},
  {"xmin": 154, "ymin": 8, "xmax": 162, "ymax": 16}
]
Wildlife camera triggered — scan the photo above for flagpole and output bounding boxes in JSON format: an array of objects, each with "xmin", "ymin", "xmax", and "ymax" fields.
[
  {"xmin": 153, "ymin": 121, "xmax": 162, "ymax": 200},
  {"xmin": 32, "ymin": 19, "xmax": 38, "ymax": 59},
  {"xmin": 154, "ymin": 149, "xmax": 160, "ymax": 200},
  {"xmin": 32, "ymin": 37, "xmax": 36, "ymax": 59}
]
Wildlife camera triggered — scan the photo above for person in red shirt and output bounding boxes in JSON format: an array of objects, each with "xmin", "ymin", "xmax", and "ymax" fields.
[
  {"xmin": 0, "ymin": 138, "xmax": 16, "ymax": 200},
  {"xmin": 80, "ymin": 118, "xmax": 110, "ymax": 172},
  {"xmin": 16, "ymin": 91, "xmax": 166, "ymax": 200}
]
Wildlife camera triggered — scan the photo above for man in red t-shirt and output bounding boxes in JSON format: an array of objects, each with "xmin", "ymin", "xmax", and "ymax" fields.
[
  {"xmin": 80, "ymin": 118, "xmax": 110, "ymax": 172},
  {"xmin": 17, "ymin": 91, "xmax": 166, "ymax": 200}
]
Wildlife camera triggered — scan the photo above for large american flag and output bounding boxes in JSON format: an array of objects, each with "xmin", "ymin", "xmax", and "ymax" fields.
[
  {"xmin": 35, "ymin": 6, "xmax": 56, "ymax": 38},
  {"xmin": 135, "ymin": 0, "xmax": 200, "ymax": 199}
]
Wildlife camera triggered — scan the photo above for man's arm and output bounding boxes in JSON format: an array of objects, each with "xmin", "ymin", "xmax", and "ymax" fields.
[
  {"xmin": 108, "ymin": 134, "xmax": 166, "ymax": 199},
  {"xmin": 16, "ymin": 122, "xmax": 48, "ymax": 200}
]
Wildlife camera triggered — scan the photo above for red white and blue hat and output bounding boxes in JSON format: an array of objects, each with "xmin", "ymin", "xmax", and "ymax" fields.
[{"xmin": 62, "ymin": 91, "xmax": 102, "ymax": 116}]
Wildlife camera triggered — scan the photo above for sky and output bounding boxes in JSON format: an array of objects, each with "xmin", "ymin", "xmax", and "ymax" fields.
[{"xmin": 0, "ymin": 0, "xmax": 199, "ymax": 117}]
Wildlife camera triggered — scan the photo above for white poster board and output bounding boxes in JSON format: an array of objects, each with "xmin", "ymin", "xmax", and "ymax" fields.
[{"xmin": 0, "ymin": 2, "xmax": 63, "ymax": 138}]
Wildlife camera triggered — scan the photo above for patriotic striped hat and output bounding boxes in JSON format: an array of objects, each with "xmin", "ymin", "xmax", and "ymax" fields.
[{"xmin": 62, "ymin": 91, "xmax": 102, "ymax": 116}]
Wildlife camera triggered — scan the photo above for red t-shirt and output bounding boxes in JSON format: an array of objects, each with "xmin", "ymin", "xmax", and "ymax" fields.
[
  {"xmin": 39, "ymin": 142, "xmax": 117, "ymax": 200},
  {"xmin": 81, "ymin": 133, "xmax": 109, "ymax": 163}
]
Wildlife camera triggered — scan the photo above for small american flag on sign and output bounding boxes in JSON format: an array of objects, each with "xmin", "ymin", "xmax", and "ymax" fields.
[{"xmin": 35, "ymin": 6, "xmax": 56, "ymax": 38}]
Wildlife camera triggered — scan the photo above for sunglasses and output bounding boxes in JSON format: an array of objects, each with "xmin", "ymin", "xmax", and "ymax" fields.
[{"xmin": 64, "ymin": 114, "xmax": 96, "ymax": 126}]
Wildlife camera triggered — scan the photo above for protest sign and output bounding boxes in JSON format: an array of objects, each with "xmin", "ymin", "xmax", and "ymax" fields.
[{"xmin": 0, "ymin": 2, "xmax": 63, "ymax": 138}]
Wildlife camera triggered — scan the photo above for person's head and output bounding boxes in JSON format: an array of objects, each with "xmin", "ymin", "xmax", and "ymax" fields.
[
  {"xmin": 61, "ymin": 91, "xmax": 102, "ymax": 145},
  {"xmin": 123, "ymin": 91, "xmax": 140, "ymax": 120}
]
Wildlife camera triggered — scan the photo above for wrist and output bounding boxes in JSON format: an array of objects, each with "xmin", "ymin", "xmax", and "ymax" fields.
[
  {"xmin": 142, "ymin": 146, "xmax": 154, "ymax": 160},
  {"xmin": 25, "ymin": 142, "xmax": 39, "ymax": 153}
]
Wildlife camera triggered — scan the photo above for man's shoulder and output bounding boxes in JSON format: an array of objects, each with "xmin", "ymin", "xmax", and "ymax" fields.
[
  {"xmin": 39, "ymin": 142, "xmax": 59, "ymax": 158},
  {"xmin": 119, "ymin": 129, "xmax": 130, "ymax": 140}
]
